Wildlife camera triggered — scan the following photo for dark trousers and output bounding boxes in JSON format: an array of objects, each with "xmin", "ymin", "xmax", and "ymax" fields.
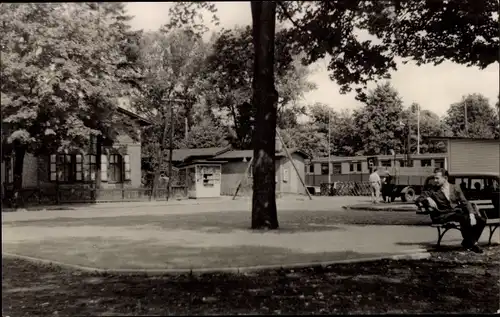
[{"xmin": 431, "ymin": 209, "xmax": 486, "ymax": 247}]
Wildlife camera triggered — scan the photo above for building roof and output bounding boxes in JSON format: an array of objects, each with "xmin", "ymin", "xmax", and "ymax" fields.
[
  {"xmin": 310, "ymin": 152, "xmax": 448, "ymax": 163},
  {"xmin": 117, "ymin": 106, "xmax": 152, "ymax": 126},
  {"xmin": 168, "ymin": 146, "xmax": 232, "ymax": 162},
  {"xmin": 117, "ymin": 97, "xmax": 153, "ymax": 126},
  {"xmin": 213, "ymin": 148, "xmax": 309, "ymax": 160},
  {"xmin": 177, "ymin": 160, "xmax": 228, "ymax": 168},
  {"xmin": 426, "ymin": 136, "xmax": 500, "ymax": 142}
]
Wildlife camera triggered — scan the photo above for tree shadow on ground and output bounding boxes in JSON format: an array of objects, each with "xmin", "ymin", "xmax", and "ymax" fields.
[
  {"xmin": 3, "ymin": 208, "xmax": 432, "ymax": 232},
  {"xmin": 395, "ymin": 241, "xmax": 461, "ymax": 250},
  {"xmin": 3, "ymin": 251, "xmax": 499, "ymax": 316}
]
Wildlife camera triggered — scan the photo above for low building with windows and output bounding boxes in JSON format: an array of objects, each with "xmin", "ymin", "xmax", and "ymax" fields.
[
  {"xmin": 1, "ymin": 105, "xmax": 152, "ymax": 204},
  {"xmin": 162, "ymin": 140, "xmax": 310, "ymax": 197},
  {"xmin": 211, "ymin": 148, "xmax": 310, "ymax": 197},
  {"xmin": 305, "ymin": 152, "xmax": 448, "ymax": 187}
]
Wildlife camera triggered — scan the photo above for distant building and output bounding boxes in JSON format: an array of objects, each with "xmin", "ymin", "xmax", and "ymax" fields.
[
  {"xmin": 211, "ymin": 148, "xmax": 309, "ymax": 196},
  {"xmin": 1, "ymin": 105, "xmax": 152, "ymax": 203},
  {"xmin": 428, "ymin": 137, "xmax": 500, "ymax": 175},
  {"xmin": 162, "ymin": 137, "xmax": 310, "ymax": 197}
]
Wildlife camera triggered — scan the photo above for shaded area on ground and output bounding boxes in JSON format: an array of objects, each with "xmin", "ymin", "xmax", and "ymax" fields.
[
  {"xmin": 2, "ymin": 208, "xmax": 432, "ymax": 230},
  {"xmin": 2, "ymin": 247, "xmax": 499, "ymax": 316},
  {"xmin": 343, "ymin": 203, "xmax": 417, "ymax": 212}
]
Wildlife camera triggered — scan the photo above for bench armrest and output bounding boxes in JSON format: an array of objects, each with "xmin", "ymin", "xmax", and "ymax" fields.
[{"xmin": 471, "ymin": 202, "xmax": 489, "ymax": 219}]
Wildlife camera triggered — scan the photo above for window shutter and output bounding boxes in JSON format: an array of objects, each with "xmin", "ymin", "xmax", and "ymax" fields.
[
  {"xmin": 101, "ymin": 155, "xmax": 108, "ymax": 182},
  {"xmin": 6, "ymin": 156, "xmax": 14, "ymax": 183},
  {"xmin": 123, "ymin": 154, "xmax": 131, "ymax": 181},
  {"xmin": 50, "ymin": 154, "xmax": 57, "ymax": 181},
  {"xmin": 90, "ymin": 155, "xmax": 96, "ymax": 181},
  {"xmin": 75, "ymin": 154, "xmax": 83, "ymax": 181},
  {"xmin": 83, "ymin": 155, "xmax": 90, "ymax": 181}
]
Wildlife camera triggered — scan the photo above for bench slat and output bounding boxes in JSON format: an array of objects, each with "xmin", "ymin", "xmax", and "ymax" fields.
[
  {"xmin": 476, "ymin": 205, "xmax": 495, "ymax": 209},
  {"xmin": 470, "ymin": 200, "xmax": 495, "ymax": 204},
  {"xmin": 431, "ymin": 222, "xmax": 460, "ymax": 228},
  {"xmin": 486, "ymin": 219, "xmax": 500, "ymax": 225}
]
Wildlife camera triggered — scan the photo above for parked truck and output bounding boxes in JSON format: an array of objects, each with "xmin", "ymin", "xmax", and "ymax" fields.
[{"xmin": 378, "ymin": 165, "xmax": 436, "ymax": 202}]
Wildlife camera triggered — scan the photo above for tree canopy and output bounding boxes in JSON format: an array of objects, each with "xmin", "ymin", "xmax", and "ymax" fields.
[
  {"xmin": 167, "ymin": 1, "xmax": 498, "ymax": 101},
  {"xmin": 1, "ymin": 3, "xmax": 140, "ymax": 193},
  {"xmin": 201, "ymin": 26, "xmax": 316, "ymax": 149},
  {"xmin": 443, "ymin": 93, "xmax": 500, "ymax": 139}
]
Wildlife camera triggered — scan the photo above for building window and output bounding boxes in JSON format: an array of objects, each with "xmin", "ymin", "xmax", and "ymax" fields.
[
  {"xmin": 399, "ymin": 160, "xmax": 413, "ymax": 167},
  {"xmin": 321, "ymin": 163, "xmax": 329, "ymax": 175},
  {"xmin": 84, "ymin": 154, "xmax": 97, "ymax": 181},
  {"xmin": 381, "ymin": 160, "xmax": 391, "ymax": 167},
  {"xmin": 421, "ymin": 159, "xmax": 432, "ymax": 167},
  {"xmin": 435, "ymin": 159, "xmax": 445, "ymax": 169},
  {"xmin": 332, "ymin": 163, "xmax": 342, "ymax": 175},
  {"xmin": 308, "ymin": 164, "xmax": 314, "ymax": 174},
  {"xmin": 108, "ymin": 154, "xmax": 123, "ymax": 183},
  {"xmin": 350, "ymin": 162, "xmax": 362, "ymax": 172},
  {"xmin": 49, "ymin": 154, "xmax": 83, "ymax": 183}
]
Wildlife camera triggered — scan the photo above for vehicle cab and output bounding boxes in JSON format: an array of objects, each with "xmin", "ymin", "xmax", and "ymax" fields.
[{"xmin": 423, "ymin": 172, "xmax": 499, "ymax": 210}]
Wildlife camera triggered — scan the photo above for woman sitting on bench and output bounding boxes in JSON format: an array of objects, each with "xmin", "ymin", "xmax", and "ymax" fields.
[{"xmin": 415, "ymin": 168, "xmax": 486, "ymax": 254}]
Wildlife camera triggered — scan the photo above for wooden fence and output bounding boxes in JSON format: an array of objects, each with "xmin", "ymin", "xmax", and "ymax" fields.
[
  {"xmin": 320, "ymin": 181, "xmax": 372, "ymax": 196},
  {"xmin": 2, "ymin": 185, "xmax": 188, "ymax": 208}
]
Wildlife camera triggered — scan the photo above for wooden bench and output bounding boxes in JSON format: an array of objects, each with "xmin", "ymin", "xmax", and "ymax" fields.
[{"xmin": 417, "ymin": 200, "xmax": 499, "ymax": 247}]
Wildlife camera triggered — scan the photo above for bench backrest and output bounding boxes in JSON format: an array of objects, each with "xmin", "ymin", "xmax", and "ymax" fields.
[{"xmin": 470, "ymin": 199, "xmax": 497, "ymax": 219}]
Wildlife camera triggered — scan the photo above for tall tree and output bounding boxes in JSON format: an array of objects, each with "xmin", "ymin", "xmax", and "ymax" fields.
[
  {"xmin": 134, "ymin": 29, "xmax": 210, "ymax": 189},
  {"xmin": 330, "ymin": 109, "xmax": 364, "ymax": 156},
  {"xmin": 279, "ymin": 123, "xmax": 329, "ymax": 159},
  {"xmin": 165, "ymin": 0, "xmax": 498, "ymax": 229},
  {"xmin": 444, "ymin": 93, "xmax": 499, "ymax": 139},
  {"xmin": 202, "ymin": 26, "xmax": 316, "ymax": 149},
  {"xmin": 250, "ymin": 1, "xmax": 279, "ymax": 229},
  {"xmin": 354, "ymin": 82, "xmax": 405, "ymax": 155},
  {"xmin": 404, "ymin": 103, "xmax": 447, "ymax": 153},
  {"xmin": 1, "ymin": 3, "xmax": 138, "ymax": 202},
  {"xmin": 177, "ymin": 117, "xmax": 230, "ymax": 149}
]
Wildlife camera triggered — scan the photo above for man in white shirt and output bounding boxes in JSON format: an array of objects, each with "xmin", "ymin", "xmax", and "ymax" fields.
[{"xmin": 369, "ymin": 168, "xmax": 382, "ymax": 204}]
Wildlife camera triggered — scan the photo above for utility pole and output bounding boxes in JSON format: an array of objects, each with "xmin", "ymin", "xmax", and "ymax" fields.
[
  {"xmin": 184, "ymin": 117, "xmax": 188, "ymax": 142},
  {"xmin": 417, "ymin": 104, "xmax": 420, "ymax": 155},
  {"xmin": 167, "ymin": 99, "xmax": 174, "ymax": 201},
  {"xmin": 464, "ymin": 99, "xmax": 468, "ymax": 137},
  {"xmin": 327, "ymin": 110, "xmax": 331, "ymax": 184},
  {"xmin": 407, "ymin": 118, "xmax": 411, "ymax": 167},
  {"xmin": 151, "ymin": 98, "xmax": 188, "ymax": 202}
]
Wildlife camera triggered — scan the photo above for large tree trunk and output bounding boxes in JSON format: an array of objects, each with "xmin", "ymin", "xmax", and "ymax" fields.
[
  {"xmin": 251, "ymin": 1, "xmax": 279, "ymax": 230},
  {"xmin": 12, "ymin": 145, "xmax": 26, "ymax": 208}
]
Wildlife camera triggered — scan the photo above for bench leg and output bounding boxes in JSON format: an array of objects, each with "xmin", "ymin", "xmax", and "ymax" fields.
[
  {"xmin": 436, "ymin": 227, "xmax": 457, "ymax": 248},
  {"xmin": 488, "ymin": 225, "xmax": 499, "ymax": 246},
  {"xmin": 436, "ymin": 227, "xmax": 445, "ymax": 247}
]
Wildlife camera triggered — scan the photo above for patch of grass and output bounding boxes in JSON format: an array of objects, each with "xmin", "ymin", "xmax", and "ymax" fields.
[
  {"xmin": 3, "ymin": 247, "xmax": 499, "ymax": 316},
  {"xmin": 2, "ymin": 237, "xmax": 385, "ymax": 270}
]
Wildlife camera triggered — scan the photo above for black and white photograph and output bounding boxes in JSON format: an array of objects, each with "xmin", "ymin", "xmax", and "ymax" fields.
[{"xmin": 1, "ymin": 1, "xmax": 499, "ymax": 315}]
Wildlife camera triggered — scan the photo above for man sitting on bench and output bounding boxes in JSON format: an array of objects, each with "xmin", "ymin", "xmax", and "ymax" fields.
[{"xmin": 415, "ymin": 168, "xmax": 486, "ymax": 254}]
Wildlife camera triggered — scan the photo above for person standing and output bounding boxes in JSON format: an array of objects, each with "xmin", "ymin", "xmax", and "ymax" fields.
[{"xmin": 369, "ymin": 168, "xmax": 382, "ymax": 204}]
